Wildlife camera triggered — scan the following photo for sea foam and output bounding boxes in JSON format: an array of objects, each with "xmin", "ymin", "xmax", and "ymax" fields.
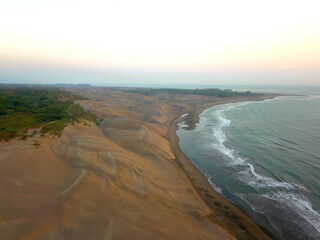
[
  {"xmin": 263, "ymin": 192, "xmax": 320, "ymax": 234},
  {"xmin": 204, "ymin": 100, "xmax": 320, "ymax": 236},
  {"xmin": 179, "ymin": 97, "xmax": 320, "ymax": 238},
  {"xmin": 180, "ymin": 113, "xmax": 189, "ymax": 118}
]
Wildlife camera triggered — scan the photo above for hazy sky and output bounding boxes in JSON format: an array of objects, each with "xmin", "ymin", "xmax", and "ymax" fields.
[{"xmin": 0, "ymin": 0, "xmax": 319, "ymax": 85}]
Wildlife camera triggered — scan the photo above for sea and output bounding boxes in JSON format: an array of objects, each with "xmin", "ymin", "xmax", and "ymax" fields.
[{"xmin": 177, "ymin": 94, "xmax": 320, "ymax": 240}]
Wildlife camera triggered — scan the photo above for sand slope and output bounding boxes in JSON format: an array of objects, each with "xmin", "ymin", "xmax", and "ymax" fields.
[
  {"xmin": 0, "ymin": 87, "xmax": 276, "ymax": 239},
  {"xmin": 0, "ymin": 88, "xmax": 236, "ymax": 239}
]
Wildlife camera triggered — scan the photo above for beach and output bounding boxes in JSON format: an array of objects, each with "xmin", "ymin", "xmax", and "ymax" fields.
[
  {"xmin": 0, "ymin": 87, "xmax": 279, "ymax": 239},
  {"xmin": 168, "ymin": 95, "xmax": 279, "ymax": 240},
  {"xmin": 176, "ymin": 95, "xmax": 320, "ymax": 240}
]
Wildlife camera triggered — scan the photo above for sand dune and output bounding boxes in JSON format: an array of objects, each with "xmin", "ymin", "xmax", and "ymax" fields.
[{"xmin": 0, "ymin": 87, "xmax": 276, "ymax": 239}]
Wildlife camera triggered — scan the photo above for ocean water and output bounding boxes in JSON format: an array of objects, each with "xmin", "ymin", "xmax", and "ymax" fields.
[{"xmin": 177, "ymin": 95, "xmax": 320, "ymax": 240}]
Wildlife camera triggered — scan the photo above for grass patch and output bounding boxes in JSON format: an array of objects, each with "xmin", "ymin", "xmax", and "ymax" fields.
[
  {"xmin": 0, "ymin": 113, "xmax": 42, "ymax": 140},
  {"xmin": 40, "ymin": 119, "xmax": 70, "ymax": 136},
  {"xmin": 69, "ymin": 104, "xmax": 98, "ymax": 124},
  {"xmin": 0, "ymin": 87, "xmax": 97, "ymax": 141}
]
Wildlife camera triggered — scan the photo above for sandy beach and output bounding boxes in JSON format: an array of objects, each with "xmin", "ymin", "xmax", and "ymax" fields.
[
  {"xmin": 168, "ymin": 95, "xmax": 279, "ymax": 240},
  {"xmin": 0, "ymin": 87, "xmax": 279, "ymax": 239}
]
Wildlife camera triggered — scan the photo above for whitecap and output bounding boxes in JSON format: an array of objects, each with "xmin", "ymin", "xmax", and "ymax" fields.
[
  {"xmin": 177, "ymin": 121, "xmax": 189, "ymax": 128},
  {"xmin": 239, "ymin": 163, "xmax": 296, "ymax": 190},
  {"xmin": 180, "ymin": 113, "xmax": 189, "ymax": 118},
  {"xmin": 208, "ymin": 176, "xmax": 223, "ymax": 194},
  {"xmin": 210, "ymin": 106, "xmax": 246, "ymax": 166},
  {"xmin": 263, "ymin": 192, "xmax": 320, "ymax": 234},
  {"xmin": 210, "ymin": 102, "xmax": 303, "ymax": 189}
]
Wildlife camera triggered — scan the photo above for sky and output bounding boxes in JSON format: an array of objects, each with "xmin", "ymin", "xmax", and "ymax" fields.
[{"xmin": 0, "ymin": 0, "xmax": 319, "ymax": 86}]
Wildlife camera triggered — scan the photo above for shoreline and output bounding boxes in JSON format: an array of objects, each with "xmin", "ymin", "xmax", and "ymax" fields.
[{"xmin": 167, "ymin": 94, "xmax": 280, "ymax": 240}]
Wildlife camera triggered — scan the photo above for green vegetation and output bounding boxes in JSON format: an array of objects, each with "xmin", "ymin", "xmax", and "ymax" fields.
[
  {"xmin": 0, "ymin": 87, "xmax": 97, "ymax": 141},
  {"xmin": 125, "ymin": 88, "xmax": 252, "ymax": 97},
  {"xmin": 40, "ymin": 119, "xmax": 70, "ymax": 136},
  {"xmin": 68, "ymin": 104, "xmax": 98, "ymax": 124}
]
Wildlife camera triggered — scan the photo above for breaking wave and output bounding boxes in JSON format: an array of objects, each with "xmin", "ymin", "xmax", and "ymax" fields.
[{"xmin": 201, "ymin": 99, "xmax": 320, "ymax": 237}]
